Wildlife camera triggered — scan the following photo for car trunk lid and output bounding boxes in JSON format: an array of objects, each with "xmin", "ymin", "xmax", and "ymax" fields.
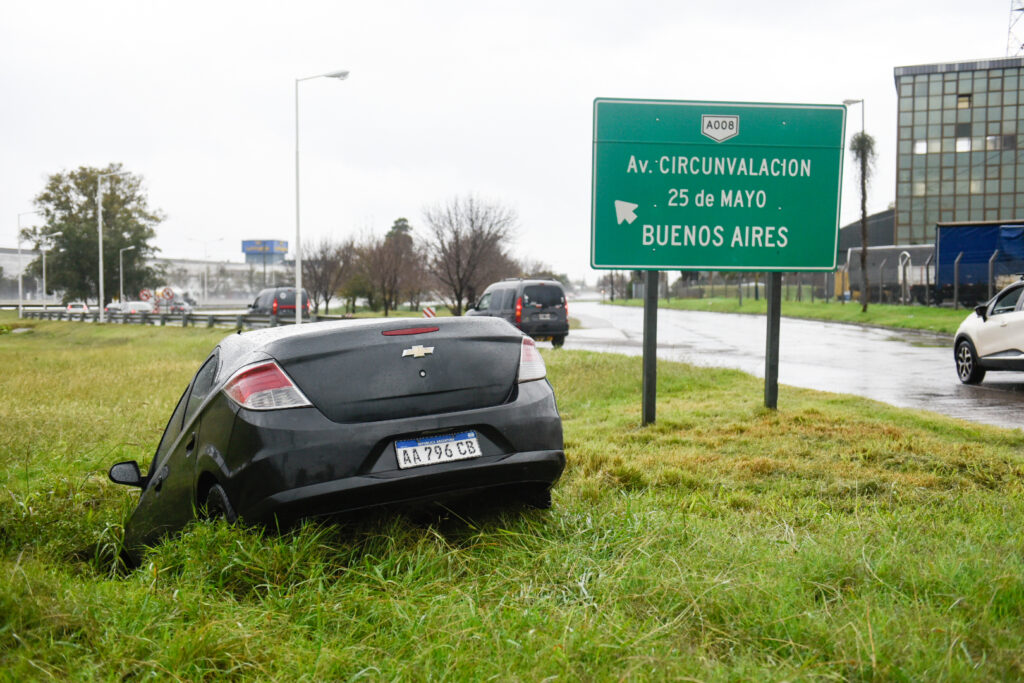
[{"xmin": 267, "ymin": 318, "xmax": 521, "ymax": 423}]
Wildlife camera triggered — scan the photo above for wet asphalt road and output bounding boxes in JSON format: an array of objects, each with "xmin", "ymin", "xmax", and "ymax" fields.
[{"xmin": 564, "ymin": 301, "xmax": 1024, "ymax": 431}]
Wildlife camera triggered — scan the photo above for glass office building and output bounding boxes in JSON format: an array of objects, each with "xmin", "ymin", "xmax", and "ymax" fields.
[{"xmin": 893, "ymin": 57, "xmax": 1024, "ymax": 244}]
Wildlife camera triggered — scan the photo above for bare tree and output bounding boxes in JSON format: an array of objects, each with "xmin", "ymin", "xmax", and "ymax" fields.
[
  {"xmin": 302, "ymin": 236, "xmax": 355, "ymax": 314},
  {"xmin": 422, "ymin": 195, "xmax": 517, "ymax": 315}
]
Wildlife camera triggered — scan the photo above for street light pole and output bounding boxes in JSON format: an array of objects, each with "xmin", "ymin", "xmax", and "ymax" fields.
[
  {"xmin": 42, "ymin": 231, "xmax": 63, "ymax": 312},
  {"xmin": 97, "ymin": 170, "xmax": 131, "ymax": 323},
  {"xmin": 119, "ymin": 245, "xmax": 136, "ymax": 304},
  {"xmin": 844, "ymin": 98, "xmax": 868, "ymax": 309},
  {"xmin": 295, "ymin": 69, "xmax": 349, "ymax": 325},
  {"xmin": 16, "ymin": 210, "xmax": 41, "ymax": 318},
  {"xmin": 843, "ymin": 98, "xmax": 864, "ymax": 135},
  {"xmin": 186, "ymin": 236, "xmax": 224, "ymax": 306}
]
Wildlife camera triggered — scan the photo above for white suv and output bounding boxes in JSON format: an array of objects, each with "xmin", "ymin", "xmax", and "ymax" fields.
[{"xmin": 953, "ymin": 278, "xmax": 1024, "ymax": 384}]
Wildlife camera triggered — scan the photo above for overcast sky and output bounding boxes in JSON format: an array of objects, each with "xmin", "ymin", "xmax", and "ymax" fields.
[{"xmin": 1, "ymin": 0, "xmax": 1016, "ymax": 283}]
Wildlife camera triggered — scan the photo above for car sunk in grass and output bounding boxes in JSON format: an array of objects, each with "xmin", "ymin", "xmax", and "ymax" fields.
[
  {"xmin": 954, "ymin": 277, "xmax": 1024, "ymax": 384},
  {"xmin": 108, "ymin": 316, "xmax": 565, "ymax": 558}
]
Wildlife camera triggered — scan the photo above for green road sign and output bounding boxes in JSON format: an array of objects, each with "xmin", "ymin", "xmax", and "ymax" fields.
[{"xmin": 591, "ymin": 98, "xmax": 846, "ymax": 271}]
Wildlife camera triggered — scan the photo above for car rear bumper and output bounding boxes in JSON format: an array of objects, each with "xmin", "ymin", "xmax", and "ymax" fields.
[
  {"xmin": 244, "ymin": 448, "xmax": 565, "ymax": 523},
  {"xmin": 210, "ymin": 379, "xmax": 564, "ymax": 523},
  {"xmin": 519, "ymin": 323, "xmax": 569, "ymax": 340}
]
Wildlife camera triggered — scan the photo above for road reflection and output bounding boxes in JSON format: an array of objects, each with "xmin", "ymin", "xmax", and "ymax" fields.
[{"xmin": 565, "ymin": 301, "xmax": 1023, "ymax": 431}]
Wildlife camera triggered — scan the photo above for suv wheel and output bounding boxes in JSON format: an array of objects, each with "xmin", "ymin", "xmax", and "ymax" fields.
[{"xmin": 955, "ymin": 339, "xmax": 986, "ymax": 384}]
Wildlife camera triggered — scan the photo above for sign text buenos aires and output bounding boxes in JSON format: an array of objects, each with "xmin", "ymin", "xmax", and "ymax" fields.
[{"xmin": 591, "ymin": 99, "xmax": 846, "ymax": 271}]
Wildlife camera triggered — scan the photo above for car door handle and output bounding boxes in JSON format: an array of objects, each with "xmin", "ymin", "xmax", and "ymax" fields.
[
  {"xmin": 185, "ymin": 433, "xmax": 196, "ymax": 456},
  {"xmin": 153, "ymin": 465, "xmax": 170, "ymax": 491}
]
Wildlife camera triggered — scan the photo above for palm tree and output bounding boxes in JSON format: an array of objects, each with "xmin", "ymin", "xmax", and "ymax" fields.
[{"xmin": 851, "ymin": 131, "xmax": 877, "ymax": 312}]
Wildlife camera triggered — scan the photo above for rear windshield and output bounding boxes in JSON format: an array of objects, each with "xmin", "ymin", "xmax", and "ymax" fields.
[
  {"xmin": 275, "ymin": 290, "xmax": 308, "ymax": 305},
  {"xmin": 522, "ymin": 285, "xmax": 564, "ymax": 308}
]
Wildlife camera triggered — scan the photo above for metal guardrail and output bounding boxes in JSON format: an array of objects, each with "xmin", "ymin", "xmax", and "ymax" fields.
[{"xmin": 20, "ymin": 310, "xmax": 338, "ymax": 330}]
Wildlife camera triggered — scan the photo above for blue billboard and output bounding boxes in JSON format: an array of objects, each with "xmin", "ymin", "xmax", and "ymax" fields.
[{"xmin": 242, "ymin": 240, "xmax": 288, "ymax": 254}]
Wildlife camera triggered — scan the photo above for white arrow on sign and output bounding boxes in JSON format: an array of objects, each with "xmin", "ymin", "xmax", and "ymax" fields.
[{"xmin": 614, "ymin": 200, "xmax": 639, "ymax": 225}]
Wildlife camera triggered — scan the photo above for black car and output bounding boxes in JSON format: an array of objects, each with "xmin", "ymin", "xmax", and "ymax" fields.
[
  {"xmin": 249, "ymin": 287, "xmax": 310, "ymax": 317},
  {"xmin": 108, "ymin": 317, "xmax": 565, "ymax": 557},
  {"xmin": 467, "ymin": 279, "xmax": 569, "ymax": 347}
]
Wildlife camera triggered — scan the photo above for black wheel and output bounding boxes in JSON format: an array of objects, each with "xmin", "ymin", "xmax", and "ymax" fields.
[
  {"xmin": 955, "ymin": 339, "xmax": 986, "ymax": 385},
  {"xmin": 552, "ymin": 335, "xmax": 565, "ymax": 348},
  {"xmin": 203, "ymin": 483, "xmax": 238, "ymax": 522}
]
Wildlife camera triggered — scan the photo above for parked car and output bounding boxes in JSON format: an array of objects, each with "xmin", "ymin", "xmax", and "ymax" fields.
[
  {"xmin": 466, "ymin": 279, "xmax": 569, "ymax": 347},
  {"xmin": 953, "ymin": 277, "xmax": 1024, "ymax": 384},
  {"xmin": 104, "ymin": 302, "xmax": 122, "ymax": 315},
  {"xmin": 249, "ymin": 287, "xmax": 310, "ymax": 317},
  {"xmin": 121, "ymin": 301, "xmax": 155, "ymax": 315},
  {"xmin": 66, "ymin": 301, "xmax": 89, "ymax": 313},
  {"xmin": 108, "ymin": 317, "xmax": 565, "ymax": 559},
  {"xmin": 168, "ymin": 301, "xmax": 193, "ymax": 314}
]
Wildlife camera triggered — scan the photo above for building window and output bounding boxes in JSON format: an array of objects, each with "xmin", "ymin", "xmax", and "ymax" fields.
[
  {"xmin": 955, "ymin": 122, "xmax": 972, "ymax": 137},
  {"xmin": 1004, "ymin": 134, "xmax": 1017, "ymax": 150},
  {"xmin": 987, "ymin": 135, "xmax": 1001, "ymax": 150},
  {"xmin": 956, "ymin": 137, "xmax": 972, "ymax": 152},
  {"xmin": 957, "ymin": 94, "xmax": 972, "ymax": 108},
  {"xmin": 914, "ymin": 140, "xmax": 927, "ymax": 154}
]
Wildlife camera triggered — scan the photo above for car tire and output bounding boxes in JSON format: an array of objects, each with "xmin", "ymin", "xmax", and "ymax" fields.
[
  {"xmin": 204, "ymin": 483, "xmax": 238, "ymax": 523},
  {"xmin": 955, "ymin": 339, "xmax": 986, "ymax": 385},
  {"xmin": 552, "ymin": 335, "xmax": 565, "ymax": 348}
]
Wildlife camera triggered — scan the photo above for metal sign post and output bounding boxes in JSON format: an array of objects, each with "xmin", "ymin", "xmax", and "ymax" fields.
[
  {"xmin": 591, "ymin": 98, "xmax": 845, "ymax": 418},
  {"xmin": 764, "ymin": 272, "xmax": 782, "ymax": 409},
  {"xmin": 642, "ymin": 270, "xmax": 659, "ymax": 425}
]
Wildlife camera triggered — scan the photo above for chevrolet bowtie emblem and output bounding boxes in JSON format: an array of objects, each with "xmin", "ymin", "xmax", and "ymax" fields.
[{"xmin": 402, "ymin": 345, "xmax": 434, "ymax": 359}]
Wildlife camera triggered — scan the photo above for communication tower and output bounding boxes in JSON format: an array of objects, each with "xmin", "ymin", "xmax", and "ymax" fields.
[{"xmin": 1008, "ymin": 0, "xmax": 1024, "ymax": 56}]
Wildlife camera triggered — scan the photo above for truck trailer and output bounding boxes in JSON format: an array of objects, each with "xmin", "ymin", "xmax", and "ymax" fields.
[{"xmin": 935, "ymin": 221, "xmax": 1024, "ymax": 306}]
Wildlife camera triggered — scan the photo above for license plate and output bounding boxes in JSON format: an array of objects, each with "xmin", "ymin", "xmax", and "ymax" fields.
[
  {"xmin": 536, "ymin": 313, "xmax": 553, "ymax": 320},
  {"xmin": 394, "ymin": 430, "xmax": 482, "ymax": 470}
]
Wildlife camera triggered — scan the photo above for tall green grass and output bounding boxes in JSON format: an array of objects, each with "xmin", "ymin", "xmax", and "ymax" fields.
[{"xmin": 2, "ymin": 316, "xmax": 1023, "ymax": 679}]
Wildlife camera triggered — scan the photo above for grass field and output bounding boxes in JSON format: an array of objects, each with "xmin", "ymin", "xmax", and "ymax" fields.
[
  {"xmin": 2, "ymin": 315, "xmax": 1024, "ymax": 679},
  {"xmin": 606, "ymin": 297, "xmax": 972, "ymax": 336}
]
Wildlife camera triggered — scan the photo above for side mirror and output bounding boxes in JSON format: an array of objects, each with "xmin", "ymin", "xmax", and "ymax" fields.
[
  {"xmin": 109, "ymin": 460, "xmax": 146, "ymax": 488},
  {"xmin": 974, "ymin": 304, "xmax": 988, "ymax": 322}
]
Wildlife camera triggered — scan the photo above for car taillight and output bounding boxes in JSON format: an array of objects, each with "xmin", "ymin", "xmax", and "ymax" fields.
[
  {"xmin": 271, "ymin": 299, "xmax": 278, "ymax": 315},
  {"xmin": 517, "ymin": 337, "xmax": 546, "ymax": 383},
  {"xmin": 564, "ymin": 299, "xmax": 569, "ymax": 318},
  {"xmin": 223, "ymin": 361, "xmax": 311, "ymax": 410},
  {"xmin": 515, "ymin": 297, "xmax": 522, "ymax": 325}
]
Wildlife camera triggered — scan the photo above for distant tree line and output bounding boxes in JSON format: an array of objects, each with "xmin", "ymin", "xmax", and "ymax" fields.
[
  {"xmin": 303, "ymin": 194, "xmax": 572, "ymax": 316},
  {"xmin": 16, "ymin": 164, "xmax": 572, "ymax": 312}
]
